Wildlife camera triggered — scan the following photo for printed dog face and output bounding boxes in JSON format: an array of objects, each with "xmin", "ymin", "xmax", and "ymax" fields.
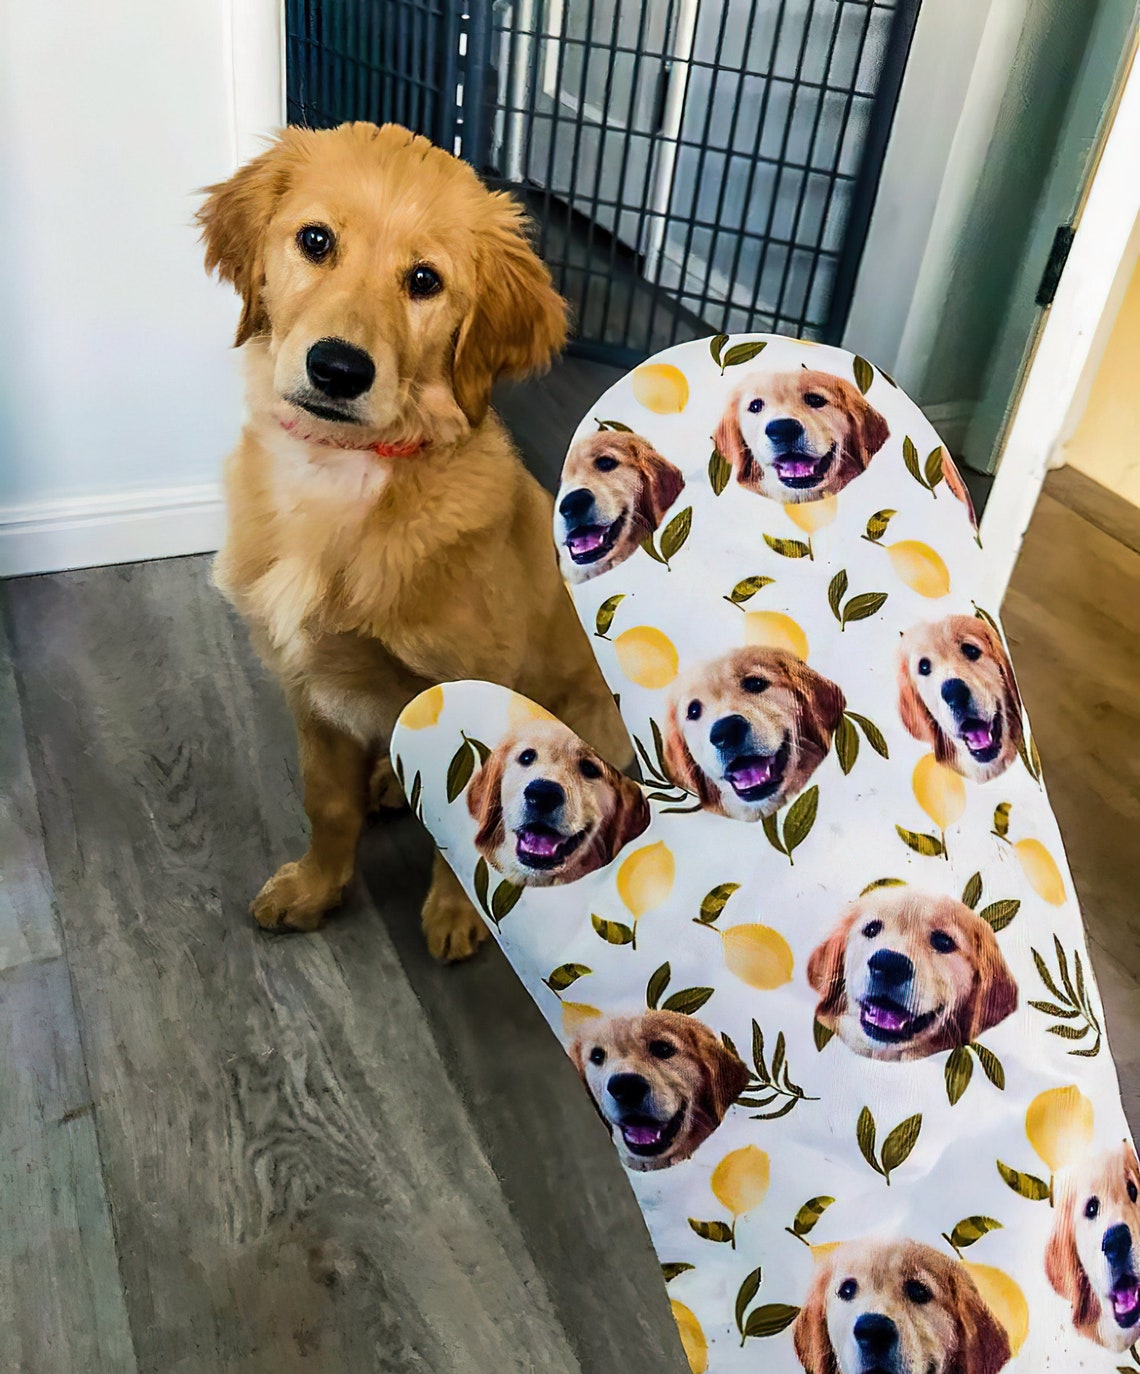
[
  {"xmin": 557, "ymin": 432, "xmax": 685, "ymax": 583},
  {"xmin": 467, "ymin": 720, "xmax": 649, "ymax": 886},
  {"xmin": 715, "ymin": 368, "xmax": 889, "ymax": 503},
  {"xmin": 1046, "ymin": 1141, "xmax": 1140, "ymax": 1352},
  {"xmin": 795, "ymin": 1237, "xmax": 1011, "ymax": 1374},
  {"xmin": 663, "ymin": 647, "xmax": 845, "ymax": 820},
  {"xmin": 897, "ymin": 616, "xmax": 1022, "ymax": 783},
  {"xmin": 569, "ymin": 1010, "xmax": 749, "ymax": 1171},
  {"xmin": 807, "ymin": 890, "xmax": 1018, "ymax": 1062}
]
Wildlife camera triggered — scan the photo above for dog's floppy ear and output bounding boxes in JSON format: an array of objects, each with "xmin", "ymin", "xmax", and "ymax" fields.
[
  {"xmin": 951, "ymin": 1261, "xmax": 1012, "ymax": 1374},
  {"xmin": 958, "ymin": 924, "xmax": 1019, "ymax": 1043},
  {"xmin": 467, "ymin": 746, "xmax": 507, "ymax": 856},
  {"xmin": 793, "ymin": 1255, "xmax": 840, "ymax": 1374},
  {"xmin": 685, "ymin": 1021, "xmax": 751, "ymax": 1122},
  {"xmin": 632, "ymin": 442, "xmax": 686, "ymax": 530},
  {"xmin": 197, "ymin": 132, "xmax": 304, "ymax": 346},
  {"xmin": 794, "ymin": 659, "xmax": 847, "ymax": 753},
  {"xmin": 807, "ymin": 913, "xmax": 852, "ymax": 1030},
  {"xmin": 843, "ymin": 382, "xmax": 890, "ymax": 470},
  {"xmin": 714, "ymin": 391, "xmax": 755, "ymax": 487},
  {"xmin": 598, "ymin": 766, "xmax": 652, "ymax": 864},
  {"xmin": 897, "ymin": 643, "xmax": 943, "ymax": 751},
  {"xmin": 941, "ymin": 449, "xmax": 979, "ymax": 527},
  {"xmin": 1046, "ymin": 1183, "xmax": 1100, "ymax": 1333},
  {"xmin": 452, "ymin": 192, "xmax": 567, "ymax": 425},
  {"xmin": 662, "ymin": 699, "xmax": 720, "ymax": 811},
  {"xmin": 978, "ymin": 617, "xmax": 1024, "ymax": 725}
]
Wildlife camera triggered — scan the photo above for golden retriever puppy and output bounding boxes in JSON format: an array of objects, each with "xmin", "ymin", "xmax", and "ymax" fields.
[
  {"xmin": 807, "ymin": 889, "xmax": 1017, "ymax": 1062},
  {"xmin": 795, "ymin": 1237, "xmax": 1011, "ymax": 1374},
  {"xmin": 714, "ymin": 368, "xmax": 889, "ymax": 502},
  {"xmin": 1046, "ymin": 1141, "xmax": 1140, "ymax": 1351},
  {"xmin": 198, "ymin": 123, "xmax": 627, "ymax": 955},
  {"xmin": 897, "ymin": 616, "xmax": 1022, "ymax": 783},
  {"xmin": 569, "ymin": 1010, "xmax": 749, "ymax": 1171},
  {"xmin": 556, "ymin": 431, "xmax": 685, "ymax": 583},
  {"xmin": 663, "ymin": 647, "xmax": 845, "ymax": 820},
  {"xmin": 467, "ymin": 720, "xmax": 649, "ymax": 886}
]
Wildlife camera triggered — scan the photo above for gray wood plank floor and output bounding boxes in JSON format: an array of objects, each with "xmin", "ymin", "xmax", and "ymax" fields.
[{"xmin": 1, "ymin": 358, "xmax": 1136, "ymax": 1372}]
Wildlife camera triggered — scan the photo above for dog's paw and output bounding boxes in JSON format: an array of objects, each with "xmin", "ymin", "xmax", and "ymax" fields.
[
  {"xmin": 421, "ymin": 885, "xmax": 488, "ymax": 963},
  {"xmin": 250, "ymin": 860, "xmax": 346, "ymax": 932}
]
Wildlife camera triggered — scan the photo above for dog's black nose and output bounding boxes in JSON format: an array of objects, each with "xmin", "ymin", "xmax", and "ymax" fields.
[
  {"xmin": 523, "ymin": 778, "xmax": 565, "ymax": 814},
  {"xmin": 607, "ymin": 1073, "xmax": 649, "ymax": 1107},
  {"xmin": 868, "ymin": 948, "xmax": 913, "ymax": 987},
  {"xmin": 710, "ymin": 714, "xmax": 749, "ymax": 751},
  {"xmin": 765, "ymin": 417, "xmax": 804, "ymax": 446},
  {"xmin": 941, "ymin": 677, "xmax": 971, "ymax": 713},
  {"xmin": 306, "ymin": 338, "xmax": 376, "ymax": 400},
  {"xmin": 559, "ymin": 487, "xmax": 595, "ymax": 521},
  {"xmin": 1103, "ymin": 1223, "xmax": 1133, "ymax": 1267},
  {"xmin": 853, "ymin": 1312, "xmax": 898, "ymax": 1355}
]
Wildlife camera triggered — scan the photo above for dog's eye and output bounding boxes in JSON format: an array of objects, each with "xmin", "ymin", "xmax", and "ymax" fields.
[
  {"xmin": 917, "ymin": 657, "xmax": 932, "ymax": 676},
  {"xmin": 297, "ymin": 224, "xmax": 335, "ymax": 263},
  {"xmin": 837, "ymin": 1279, "xmax": 858, "ymax": 1301},
  {"xmin": 648, "ymin": 1039, "xmax": 676, "ymax": 1060},
  {"xmin": 1085, "ymin": 1196, "xmax": 1100, "ymax": 1220},
  {"xmin": 686, "ymin": 700, "xmax": 702, "ymax": 721},
  {"xmin": 594, "ymin": 455, "xmax": 619, "ymax": 473},
  {"xmin": 517, "ymin": 748, "xmax": 537, "ymax": 766},
  {"xmin": 579, "ymin": 758, "xmax": 603, "ymax": 780},
  {"xmin": 407, "ymin": 263, "xmax": 443, "ymax": 299},
  {"xmin": 803, "ymin": 391, "xmax": 827, "ymax": 409},
  {"xmin": 747, "ymin": 398, "xmax": 764, "ymax": 414},
  {"xmin": 961, "ymin": 642, "xmax": 983, "ymax": 661},
  {"xmin": 741, "ymin": 675, "xmax": 769, "ymax": 694},
  {"xmin": 1129, "ymin": 1179, "xmax": 1138, "ymax": 1203},
  {"xmin": 588, "ymin": 1046, "xmax": 605, "ymax": 1066},
  {"xmin": 930, "ymin": 930, "xmax": 957, "ymax": 954},
  {"xmin": 862, "ymin": 919, "xmax": 883, "ymax": 939},
  {"xmin": 905, "ymin": 1279, "xmax": 933, "ymax": 1305}
]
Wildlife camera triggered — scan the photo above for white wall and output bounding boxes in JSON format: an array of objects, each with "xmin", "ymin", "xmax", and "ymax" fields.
[{"xmin": 0, "ymin": 0, "xmax": 282, "ymax": 576}]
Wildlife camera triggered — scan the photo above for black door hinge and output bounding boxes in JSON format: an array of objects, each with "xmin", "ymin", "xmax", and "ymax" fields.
[{"xmin": 1036, "ymin": 225, "xmax": 1075, "ymax": 307}]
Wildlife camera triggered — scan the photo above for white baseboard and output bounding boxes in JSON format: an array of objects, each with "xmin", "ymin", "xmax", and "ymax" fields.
[{"xmin": 0, "ymin": 483, "xmax": 225, "ymax": 578}]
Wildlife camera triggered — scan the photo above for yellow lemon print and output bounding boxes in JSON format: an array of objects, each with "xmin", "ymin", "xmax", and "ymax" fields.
[
  {"xmin": 670, "ymin": 1300, "xmax": 708, "ymax": 1374},
  {"xmin": 963, "ymin": 1264, "xmax": 1029, "ymax": 1355},
  {"xmin": 560, "ymin": 1002, "xmax": 603, "ymax": 1037},
  {"xmin": 613, "ymin": 626, "xmax": 679, "ymax": 689},
  {"xmin": 1014, "ymin": 838, "xmax": 1065, "ymax": 905},
  {"xmin": 743, "ymin": 611, "xmax": 809, "ymax": 661},
  {"xmin": 809, "ymin": 1241, "xmax": 843, "ymax": 1262},
  {"xmin": 785, "ymin": 495, "xmax": 838, "ymax": 534},
  {"xmin": 506, "ymin": 692, "xmax": 557, "ymax": 727},
  {"xmin": 912, "ymin": 753, "xmax": 967, "ymax": 830},
  {"xmin": 398, "ymin": 684, "xmax": 444, "ymax": 730},
  {"xmin": 887, "ymin": 540, "xmax": 951, "ymax": 598},
  {"xmin": 616, "ymin": 841, "xmax": 675, "ymax": 917},
  {"xmin": 1025, "ymin": 1085, "xmax": 1094, "ymax": 1173},
  {"xmin": 632, "ymin": 363, "xmax": 689, "ymax": 414},
  {"xmin": 722, "ymin": 923, "xmax": 794, "ymax": 989},
  {"xmin": 711, "ymin": 1144, "xmax": 770, "ymax": 1217}
]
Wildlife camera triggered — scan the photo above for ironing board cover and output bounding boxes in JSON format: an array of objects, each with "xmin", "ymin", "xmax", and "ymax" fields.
[{"xmin": 390, "ymin": 336, "xmax": 1137, "ymax": 1374}]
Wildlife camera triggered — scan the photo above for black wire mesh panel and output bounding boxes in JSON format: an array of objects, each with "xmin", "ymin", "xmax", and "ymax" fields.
[{"xmin": 286, "ymin": 0, "xmax": 920, "ymax": 365}]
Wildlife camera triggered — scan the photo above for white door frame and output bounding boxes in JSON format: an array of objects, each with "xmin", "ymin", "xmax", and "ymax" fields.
[{"xmin": 978, "ymin": 38, "xmax": 1140, "ymax": 603}]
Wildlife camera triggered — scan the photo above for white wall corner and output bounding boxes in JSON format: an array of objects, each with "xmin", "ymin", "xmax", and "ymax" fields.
[
  {"xmin": 0, "ymin": 485, "xmax": 224, "ymax": 578},
  {"xmin": 228, "ymin": 0, "xmax": 286, "ymax": 164}
]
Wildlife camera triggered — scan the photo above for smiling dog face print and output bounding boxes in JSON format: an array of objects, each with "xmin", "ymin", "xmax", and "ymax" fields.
[{"xmin": 391, "ymin": 336, "xmax": 1136, "ymax": 1374}]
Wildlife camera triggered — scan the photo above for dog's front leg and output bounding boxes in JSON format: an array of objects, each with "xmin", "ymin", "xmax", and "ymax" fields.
[
  {"xmin": 420, "ymin": 850, "xmax": 489, "ymax": 962},
  {"xmin": 251, "ymin": 713, "xmax": 369, "ymax": 932}
]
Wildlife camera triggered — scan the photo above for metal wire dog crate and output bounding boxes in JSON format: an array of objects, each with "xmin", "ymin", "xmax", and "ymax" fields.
[{"xmin": 286, "ymin": 0, "xmax": 920, "ymax": 364}]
